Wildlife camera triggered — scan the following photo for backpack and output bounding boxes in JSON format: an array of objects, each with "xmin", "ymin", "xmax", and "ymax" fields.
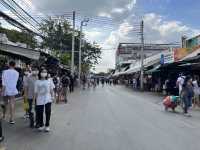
[
  {"xmin": 61, "ymin": 76, "xmax": 70, "ymax": 87},
  {"xmin": 53, "ymin": 77, "xmax": 58, "ymax": 85}
]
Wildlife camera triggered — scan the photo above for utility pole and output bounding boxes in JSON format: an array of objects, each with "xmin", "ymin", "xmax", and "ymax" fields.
[
  {"xmin": 71, "ymin": 11, "xmax": 75, "ymax": 75},
  {"xmin": 140, "ymin": 20, "xmax": 144, "ymax": 91},
  {"xmin": 78, "ymin": 18, "xmax": 89, "ymax": 86},
  {"xmin": 78, "ymin": 22, "xmax": 83, "ymax": 86}
]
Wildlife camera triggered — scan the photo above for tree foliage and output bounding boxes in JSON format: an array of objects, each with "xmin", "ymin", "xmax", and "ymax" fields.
[
  {"xmin": 40, "ymin": 17, "xmax": 102, "ymax": 72},
  {"xmin": 60, "ymin": 52, "xmax": 71, "ymax": 66},
  {"xmin": 0, "ymin": 26, "xmax": 37, "ymax": 49}
]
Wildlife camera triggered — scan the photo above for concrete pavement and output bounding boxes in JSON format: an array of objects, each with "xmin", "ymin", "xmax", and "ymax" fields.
[{"xmin": 1, "ymin": 85, "xmax": 200, "ymax": 150}]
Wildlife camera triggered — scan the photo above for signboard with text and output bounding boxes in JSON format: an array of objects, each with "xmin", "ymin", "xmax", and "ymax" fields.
[{"xmin": 160, "ymin": 50, "xmax": 174, "ymax": 64}]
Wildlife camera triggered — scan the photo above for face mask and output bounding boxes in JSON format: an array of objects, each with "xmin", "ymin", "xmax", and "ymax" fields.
[
  {"xmin": 32, "ymin": 71, "xmax": 38, "ymax": 75},
  {"xmin": 41, "ymin": 73, "xmax": 47, "ymax": 78}
]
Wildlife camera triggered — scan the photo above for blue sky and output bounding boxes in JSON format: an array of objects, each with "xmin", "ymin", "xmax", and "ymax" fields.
[
  {"xmin": 1, "ymin": 0, "xmax": 200, "ymax": 72},
  {"xmin": 138, "ymin": 0, "xmax": 200, "ymax": 28}
]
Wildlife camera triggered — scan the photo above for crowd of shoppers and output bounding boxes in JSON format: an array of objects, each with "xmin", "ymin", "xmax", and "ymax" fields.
[
  {"xmin": 80, "ymin": 75, "xmax": 116, "ymax": 90},
  {"xmin": 0, "ymin": 61, "xmax": 76, "ymax": 142},
  {"xmin": 114, "ymin": 71, "xmax": 200, "ymax": 117}
]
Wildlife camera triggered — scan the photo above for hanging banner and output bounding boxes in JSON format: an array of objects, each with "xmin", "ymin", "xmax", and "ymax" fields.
[
  {"xmin": 174, "ymin": 48, "xmax": 188, "ymax": 62},
  {"xmin": 160, "ymin": 50, "xmax": 174, "ymax": 64},
  {"xmin": 174, "ymin": 45, "xmax": 200, "ymax": 61}
]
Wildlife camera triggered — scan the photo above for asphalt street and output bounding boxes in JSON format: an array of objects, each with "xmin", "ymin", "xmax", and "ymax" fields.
[{"xmin": 1, "ymin": 85, "xmax": 200, "ymax": 150}]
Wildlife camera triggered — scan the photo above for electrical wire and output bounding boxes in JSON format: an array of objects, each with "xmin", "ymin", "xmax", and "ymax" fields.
[
  {"xmin": 9, "ymin": 0, "xmax": 41, "ymax": 26},
  {"xmin": 0, "ymin": 0, "xmax": 39, "ymax": 32},
  {"xmin": 0, "ymin": 0, "xmax": 45, "ymax": 34}
]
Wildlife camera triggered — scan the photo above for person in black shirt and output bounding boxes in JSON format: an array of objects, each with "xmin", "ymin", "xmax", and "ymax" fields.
[
  {"xmin": 60, "ymin": 73, "xmax": 70, "ymax": 103},
  {"xmin": 69, "ymin": 74, "xmax": 74, "ymax": 93}
]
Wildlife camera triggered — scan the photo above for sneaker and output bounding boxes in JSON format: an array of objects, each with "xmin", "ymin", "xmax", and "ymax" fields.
[
  {"xmin": 45, "ymin": 127, "xmax": 50, "ymax": 132},
  {"xmin": 184, "ymin": 113, "xmax": 192, "ymax": 117},
  {"xmin": 0, "ymin": 136, "xmax": 4, "ymax": 142},
  {"xmin": 9, "ymin": 120, "xmax": 15, "ymax": 124},
  {"xmin": 38, "ymin": 126, "xmax": 45, "ymax": 131},
  {"xmin": 35, "ymin": 124, "xmax": 40, "ymax": 129}
]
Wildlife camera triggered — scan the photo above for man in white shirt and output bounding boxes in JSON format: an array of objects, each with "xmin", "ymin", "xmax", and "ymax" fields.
[
  {"xmin": 176, "ymin": 74, "xmax": 185, "ymax": 96},
  {"xmin": 2, "ymin": 61, "xmax": 19, "ymax": 124}
]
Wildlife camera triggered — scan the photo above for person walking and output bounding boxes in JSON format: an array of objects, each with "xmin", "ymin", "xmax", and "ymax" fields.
[
  {"xmin": 2, "ymin": 61, "xmax": 19, "ymax": 124},
  {"xmin": 192, "ymin": 76, "xmax": 200, "ymax": 108},
  {"xmin": 181, "ymin": 76, "xmax": 194, "ymax": 117},
  {"xmin": 23, "ymin": 69, "xmax": 30, "ymax": 119},
  {"xmin": 132, "ymin": 78, "xmax": 137, "ymax": 89},
  {"xmin": 0, "ymin": 85, "xmax": 4, "ymax": 142},
  {"xmin": 47, "ymin": 74, "xmax": 55, "ymax": 101},
  {"xmin": 53, "ymin": 75, "xmax": 60, "ymax": 103},
  {"xmin": 176, "ymin": 73, "xmax": 185, "ymax": 96},
  {"xmin": 34, "ymin": 69, "xmax": 54, "ymax": 132},
  {"xmin": 24, "ymin": 67, "xmax": 38, "ymax": 128},
  {"xmin": 101, "ymin": 78, "xmax": 105, "ymax": 87},
  {"xmin": 69, "ymin": 74, "xmax": 74, "ymax": 93},
  {"xmin": 82, "ymin": 74, "xmax": 87, "ymax": 90},
  {"xmin": 60, "ymin": 73, "xmax": 70, "ymax": 103}
]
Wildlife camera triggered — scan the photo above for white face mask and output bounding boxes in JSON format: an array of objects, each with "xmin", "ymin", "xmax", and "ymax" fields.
[
  {"xmin": 32, "ymin": 71, "xmax": 38, "ymax": 75},
  {"xmin": 41, "ymin": 73, "xmax": 47, "ymax": 78}
]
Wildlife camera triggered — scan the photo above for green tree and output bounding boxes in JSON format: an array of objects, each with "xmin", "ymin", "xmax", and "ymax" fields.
[
  {"xmin": 0, "ymin": 26, "xmax": 37, "ymax": 49},
  {"xmin": 40, "ymin": 18, "xmax": 102, "ymax": 72},
  {"xmin": 60, "ymin": 52, "xmax": 71, "ymax": 66}
]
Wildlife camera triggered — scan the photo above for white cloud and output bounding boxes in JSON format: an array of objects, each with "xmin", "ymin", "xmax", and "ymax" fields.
[
  {"xmin": 111, "ymin": 8, "xmax": 126, "ymax": 14},
  {"xmin": 9, "ymin": 0, "xmax": 200, "ymax": 73},
  {"xmin": 143, "ymin": 13, "xmax": 200, "ymax": 42},
  {"xmin": 95, "ymin": 21, "xmax": 136, "ymax": 71},
  {"xmin": 17, "ymin": 0, "xmax": 36, "ymax": 10},
  {"xmin": 126, "ymin": 0, "xmax": 137, "ymax": 10},
  {"xmin": 95, "ymin": 12, "xmax": 200, "ymax": 72},
  {"xmin": 85, "ymin": 29, "xmax": 103, "ymax": 40},
  {"xmin": 98, "ymin": 12, "xmax": 112, "ymax": 18}
]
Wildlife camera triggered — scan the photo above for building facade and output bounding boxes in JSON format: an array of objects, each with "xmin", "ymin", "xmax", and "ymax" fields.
[{"xmin": 115, "ymin": 43, "xmax": 175, "ymax": 70}]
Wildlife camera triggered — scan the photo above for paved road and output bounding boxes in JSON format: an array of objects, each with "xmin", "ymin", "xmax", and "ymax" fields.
[{"xmin": 1, "ymin": 85, "xmax": 200, "ymax": 150}]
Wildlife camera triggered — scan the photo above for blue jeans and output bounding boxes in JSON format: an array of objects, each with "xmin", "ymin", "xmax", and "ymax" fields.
[{"xmin": 183, "ymin": 96, "xmax": 192, "ymax": 113}]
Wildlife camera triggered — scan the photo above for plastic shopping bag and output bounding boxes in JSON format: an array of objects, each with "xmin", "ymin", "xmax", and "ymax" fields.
[
  {"xmin": 163, "ymin": 96, "xmax": 171, "ymax": 106},
  {"xmin": 23, "ymin": 98, "xmax": 29, "ymax": 112}
]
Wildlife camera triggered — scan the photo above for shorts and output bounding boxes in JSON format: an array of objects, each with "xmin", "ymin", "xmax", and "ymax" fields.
[
  {"xmin": 2, "ymin": 96, "xmax": 15, "ymax": 105},
  {"xmin": 0, "ymin": 96, "xmax": 8, "ymax": 106}
]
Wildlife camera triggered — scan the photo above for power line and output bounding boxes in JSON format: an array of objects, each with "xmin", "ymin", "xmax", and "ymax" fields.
[
  {"xmin": 9, "ymin": 0, "xmax": 41, "ymax": 26},
  {"xmin": 0, "ymin": 10, "xmax": 42, "ymax": 36},
  {"xmin": 0, "ymin": 0, "xmax": 39, "ymax": 32}
]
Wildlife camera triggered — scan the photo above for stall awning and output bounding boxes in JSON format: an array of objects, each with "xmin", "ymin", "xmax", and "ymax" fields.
[
  {"xmin": 0, "ymin": 43, "xmax": 40, "ymax": 60},
  {"xmin": 112, "ymin": 65, "xmax": 130, "ymax": 77},
  {"xmin": 145, "ymin": 65, "xmax": 161, "ymax": 74}
]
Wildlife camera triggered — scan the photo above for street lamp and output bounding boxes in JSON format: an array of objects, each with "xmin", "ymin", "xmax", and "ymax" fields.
[{"xmin": 78, "ymin": 18, "xmax": 89, "ymax": 86}]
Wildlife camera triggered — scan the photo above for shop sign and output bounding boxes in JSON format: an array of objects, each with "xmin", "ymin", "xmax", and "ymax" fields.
[
  {"xmin": 174, "ymin": 48, "xmax": 187, "ymax": 62},
  {"xmin": 160, "ymin": 50, "xmax": 174, "ymax": 64},
  {"xmin": 174, "ymin": 45, "xmax": 200, "ymax": 61}
]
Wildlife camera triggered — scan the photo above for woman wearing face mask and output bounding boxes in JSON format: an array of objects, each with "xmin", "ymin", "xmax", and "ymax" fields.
[
  {"xmin": 24, "ymin": 68, "xmax": 39, "ymax": 127},
  {"xmin": 34, "ymin": 69, "xmax": 54, "ymax": 132}
]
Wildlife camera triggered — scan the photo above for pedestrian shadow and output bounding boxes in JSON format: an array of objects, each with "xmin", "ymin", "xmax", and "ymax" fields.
[{"xmin": 160, "ymin": 107, "xmax": 183, "ymax": 116}]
